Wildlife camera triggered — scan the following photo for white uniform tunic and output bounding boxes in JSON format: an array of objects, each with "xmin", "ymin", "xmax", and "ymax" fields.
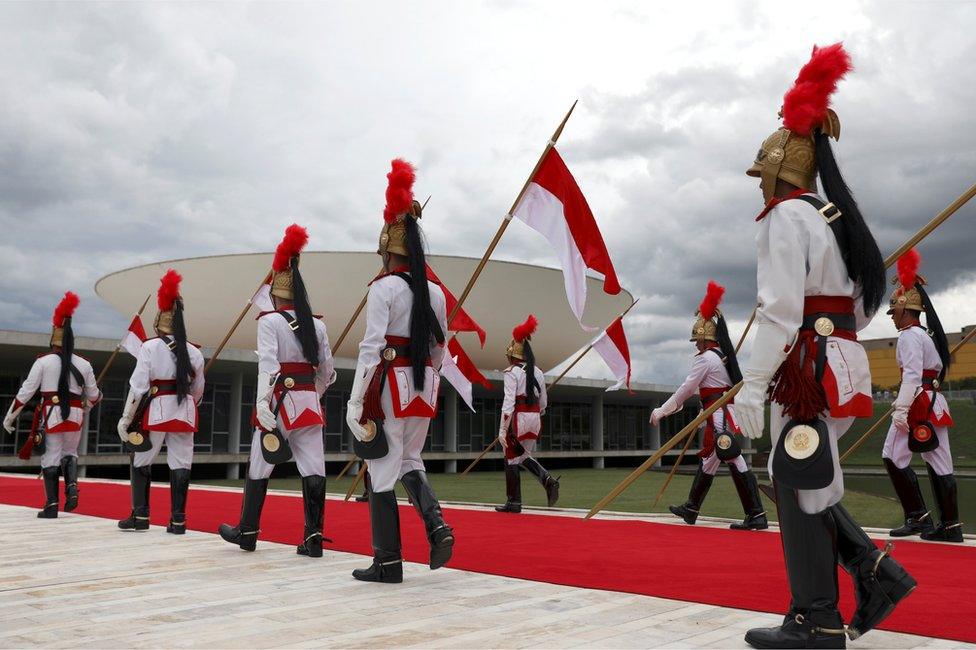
[
  {"xmin": 248, "ymin": 311, "xmax": 335, "ymax": 479},
  {"xmin": 358, "ymin": 273, "xmax": 448, "ymax": 492},
  {"xmin": 127, "ymin": 337, "xmax": 206, "ymax": 470},
  {"xmin": 501, "ymin": 363, "xmax": 548, "ymax": 465},
  {"xmin": 756, "ymin": 194, "xmax": 874, "ymax": 514},
  {"xmin": 882, "ymin": 325, "xmax": 954, "ymax": 475},
  {"xmin": 13, "ymin": 353, "xmax": 101, "ymax": 468},
  {"xmin": 657, "ymin": 348, "xmax": 747, "ymax": 475}
]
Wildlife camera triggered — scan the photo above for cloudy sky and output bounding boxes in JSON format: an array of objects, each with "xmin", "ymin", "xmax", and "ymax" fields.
[{"xmin": 2, "ymin": 1, "xmax": 975, "ymax": 385}]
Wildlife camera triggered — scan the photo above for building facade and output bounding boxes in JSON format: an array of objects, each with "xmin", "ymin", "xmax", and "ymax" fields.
[{"xmin": 863, "ymin": 325, "xmax": 976, "ymax": 389}]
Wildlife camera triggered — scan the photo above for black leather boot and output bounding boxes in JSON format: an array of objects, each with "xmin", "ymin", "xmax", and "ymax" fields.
[
  {"xmin": 921, "ymin": 464, "xmax": 963, "ymax": 543},
  {"xmin": 218, "ymin": 476, "xmax": 268, "ymax": 551},
  {"xmin": 744, "ymin": 482, "xmax": 846, "ymax": 649},
  {"xmin": 60, "ymin": 456, "xmax": 79, "ymax": 512},
  {"xmin": 495, "ymin": 463, "xmax": 522, "ymax": 513},
  {"xmin": 355, "ymin": 471, "xmax": 370, "ymax": 502},
  {"xmin": 883, "ymin": 459, "xmax": 934, "ymax": 537},
  {"xmin": 167, "ymin": 468, "xmax": 191, "ymax": 535},
  {"xmin": 352, "ymin": 490, "xmax": 403, "ymax": 583},
  {"xmin": 833, "ymin": 503, "xmax": 916, "ymax": 640},
  {"xmin": 37, "ymin": 466, "xmax": 60, "ymax": 518},
  {"xmin": 669, "ymin": 465, "xmax": 713, "ymax": 525},
  {"xmin": 297, "ymin": 474, "xmax": 326, "ymax": 558},
  {"xmin": 522, "ymin": 456, "xmax": 560, "ymax": 507},
  {"xmin": 729, "ymin": 466, "xmax": 769, "ymax": 530},
  {"xmin": 118, "ymin": 464, "xmax": 151, "ymax": 530},
  {"xmin": 401, "ymin": 470, "xmax": 454, "ymax": 570}
]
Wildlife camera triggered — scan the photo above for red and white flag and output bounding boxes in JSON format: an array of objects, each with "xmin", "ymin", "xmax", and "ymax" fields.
[
  {"xmin": 251, "ymin": 276, "xmax": 275, "ymax": 313},
  {"xmin": 121, "ymin": 315, "xmax": 147, "ymax": 357},
  {"xmin": 513, "ymin": 147, "xmax": 621, "ymax": 328},
  {"xmin": 590, "ymin": 315, "xmax": 633, "ymax": 392},
  {"xmin": 440, "ymin": 336, "xmax": 491, "ymax": 411},
  {"xmin": 426, "ymin": 266, "xmax": 486, "ymax": 347}
]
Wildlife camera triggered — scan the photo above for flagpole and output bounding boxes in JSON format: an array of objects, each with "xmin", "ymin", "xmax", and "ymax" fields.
[
  {"xmin": 448, "ymin": 101, "xmax": 578, "ymax": 323},
  {"xmin": 345, "ymin": 464, "xmax": 366, "ymax": 501},
  {"xmin": 204, "ymin": 271, "xmax": 272, "ymax": 375},
  {"xmin": 840, "ymin": 324, "xmax": 976, "ymax": 463},
  {"xmin": 96, "ymin": 293, "xmax": 152, "ymax": 386},
  {"xmin": 459, "ymin": 297, "xmax": 637, "ymax": 478}
]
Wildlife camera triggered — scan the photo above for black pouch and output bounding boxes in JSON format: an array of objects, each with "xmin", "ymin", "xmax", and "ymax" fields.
[
  {"xmin": 773, "ymin": 418, "xmax": 834, "ymax": 490},
  {"xmin": 261, "ymin": 427, "xmax": 293, "ymax": 464},
  {"xmin": 715, "ymin": 429, "xmax": 741, "ymax": 461},
  {"xmin": 125, "ymin": 428, "xmax": 153, "ymax": 453},
  {"xmin": 908, "ymin": 421, "xmax": 940, "ymax": 453},
  {"xmin": 354, "ymin": 420, "xmax": 390, "ymax": 459}
]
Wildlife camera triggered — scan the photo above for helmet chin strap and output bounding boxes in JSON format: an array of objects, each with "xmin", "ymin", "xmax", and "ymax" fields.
[{"xmin": 760, "ymin": 130, "xmax": 791, "ymax": 204}]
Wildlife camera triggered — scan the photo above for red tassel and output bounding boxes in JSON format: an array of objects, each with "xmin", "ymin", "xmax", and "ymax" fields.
[
  {"xmin": 17, "ymin": 407, "xmax": 41, "ymax": 460},
  {"xmin": 360, "ymin": 367, "xmax": 385, "ymax": 425},
  {"xmin": 769, "ymin": 333, "xmax": 828, "ymax": 421}
]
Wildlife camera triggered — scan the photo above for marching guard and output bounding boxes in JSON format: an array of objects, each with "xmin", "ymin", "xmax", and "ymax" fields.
[
  {"xmin": 652, "ymin": 281, "xmax": 767, "ymax": 530},
  {"xmin": 736, "ymin": 44, "xmax": 916, "ymax": 647},
  {"xmin": 219, "ymin": 224, "xmax": 336, "ymax": 557},
  {"xmin": 883, "ymin": 249, "xmax": 962, "ymax": 542},
  {"xmin": 495, "ymin": 315, "xmax": 560, "ymax": 513},
  {"xmin": 117, "ymin": 270, "xmax": 205, "ymax": 534},
  {"xmin": 3, "ymin": 292, "xmax": 101, "ymax": 517},
  {"xmin": 345, "ymin": 158, "xmax": 453, "ymax": 583}
]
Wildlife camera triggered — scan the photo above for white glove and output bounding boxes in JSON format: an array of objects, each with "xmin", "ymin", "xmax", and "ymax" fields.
[
  {"xmin": 497, "ymin": 413, "xmax": 511, "ymax": 449},
  {"xmin": 315, "ymin": 368, "xmax": 338, "ymax": 397},
  {"xmin": 117, "ymin": 390, "xmax": 143, "ymax": 444},
  {"xmin": 892, "ymin": 407, "xmax": 909, "ymax": 434},
  {"xmin": 650, "ymin": 407, "xmax": 666, "ymax": 426},
  {"xmin": 738, "ymin": 322, "xmax": 794, "ymax": 440},
  {"xmin": 346, "ymin": 361, "xmax": 376, "ymax": 443},
  {"xmin": 3, "ymin": 400, "xmax": 22, "ymax": 434},
  {"xmin": 255, "ymin": 371, "xmax": 278, "ymax": 432}
]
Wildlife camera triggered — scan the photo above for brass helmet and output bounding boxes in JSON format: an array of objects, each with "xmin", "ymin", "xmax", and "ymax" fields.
[
  {"xmin": 378, "ymin": 158, "xmax": 420, "ymax": 257},
  {"xmin": 747, "ymin": 44, "xmax": 851, "ymax": 203},
  {"xmin": 888, "ymin": 248, "xmax": 926, "ymax": 314},
  {"xmin": 50, "ymin": 291, "xmax": 80, "ymax": 348},
  {"xmin": 154, "ymin": 269, "xmax": 182, "ymax": 335},
  {"xmin": 691, "ymin": 280, "xmax": 725, "ymax": 343},
  {"xmin": 507, "ymin": 314, "xmax": 538, "ymax": 361},
  {"xmin": 271, "ymin": 224, "xmax": 310, "ymax": 301}
]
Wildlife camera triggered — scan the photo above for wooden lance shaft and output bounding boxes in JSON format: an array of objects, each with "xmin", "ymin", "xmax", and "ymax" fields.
[
  {"xmin": 96, "ymin": 293, "xmax": 152, "ymax": 386},
  {"xmin": 345, "ymin": 463, "xmax": 366, "ymax": 501},
  {"xmin": 586, "ymin": 382, "xmax": 742, "ymax": 519},
  {"xmin": 458, "ymin": 298, "xmax": 639, "ymax": 478},
  {"xmin": 840, "ymin": 324, "xmax": 976, "ymax": 463},
  {"xmin": 652, "ymin": 306, "xmax": 757, "ymax": 508},
  {"xmin": 448, "ymin": 101, "xmax": 578, "ymax": 324},
  {"xmin": 204, "ymin": 272, "xmax": 272, "ymax": 375},
  {"xmin": 336, "ymin": 457, "xmax": 357, "ymax": 481}
]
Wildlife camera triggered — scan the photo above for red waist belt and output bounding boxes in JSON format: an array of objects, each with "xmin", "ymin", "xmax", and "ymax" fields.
[
  {"xmin": 921, "ymin": 369, "xmax": 941, "ymax": 388},
  {"xmin": 149, "ymin": 380, "xmax": 179, "ymax": 397},
  {"xmin": 700, "ymin": 386, "xmax": 733, "ymax": 407},
  {"xmin": 40, "ymin": 391, "xmax": 83, "ymax": 408},
  {"xmin": 514, "ymin": 396, "xmax": 541, "ymax": 414},
  {"xmin": 277, "ymin": 362, "xmax": 316, "ymax": 392},
  {"xmin": 770, "ymin": 295, "xmax": 856, "ymax": 421},
  {"xmin": 361, "ymin": 336, "xmax": 433, "ymax": 425}
]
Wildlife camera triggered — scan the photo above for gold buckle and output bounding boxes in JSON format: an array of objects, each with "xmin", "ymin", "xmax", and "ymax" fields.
[
  {"xmin": 51, "ymin": 395, "xmax": 60, "ymax": 405},
  {"xmin": 283, "ymin": 377, "xmax": 295, "ymax": 389},
  {"xmin": 819, "ymin": 202, "xmax": 842, "ymax": 224},
  {"xmin": 813, "ymin": 316, "xmax": 835, "ymax": 337},
  {"xmin": 150, "ymin": 386, "xmax": 159, "ymax": 395},
  {"xmin": 382, "ymin": 347, "xmax": 397, "ymax": 361}
]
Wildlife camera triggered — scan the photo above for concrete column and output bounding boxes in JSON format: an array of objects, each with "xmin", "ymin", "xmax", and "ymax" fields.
[
  {"xmin": 443, "ymin": 386, "xmax": 458, "ymax": 473},
  {"xmin": 591, "ymin": 393, "xmax": 604, "ymax": 469},
  {"xmin": 79, "ymin": 412, "xmax": 90, "ymax": 478},
  {"xmin": 226, "ymin": 369, "xmax": 243, "ymax": 480}
]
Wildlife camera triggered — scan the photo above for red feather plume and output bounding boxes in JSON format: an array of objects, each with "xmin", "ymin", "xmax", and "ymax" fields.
[
  {"xmin": 897, "ymin": 248, "xmax": 921, "ymax": 291},
  {"xmin": 52, "ymin": 291, "xmax": 80, "ymax": 327},
  {"xmin": 698, "ymin": 280, "xmax": 725, "ymax": 320},
  {"xmin": 782, "ymin": 43, "xmax": 852, "ymax": 136},
  {"xmin": 157, "ymin": 269, "xmax": 182, "ymax": 311},
  {"xmin": 383, "ymin": 158, "xmax": 416, "ymax": 224},
  {"xmin": 513, "ymin": 314, "xmax": 538, "ymax": 342},
  {"xmin": 272, "ymin": 224, "xmax": 309, "ymax": 272}
]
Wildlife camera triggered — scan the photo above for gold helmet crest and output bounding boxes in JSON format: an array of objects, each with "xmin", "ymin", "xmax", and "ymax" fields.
[
  {"xmin": 691, "ymin": 281, "xmax": 725, "ymax": 343},
  {"xmin": 378, "ymin": 159, "xmax": 420, "ymax": 257},
  {"xmin": 507, "ymin": 315, "xmax": 538, "ymax": 361},
  {"xmin": 888, "ymin": 248, "xmax": 926, "ymax": 314}
]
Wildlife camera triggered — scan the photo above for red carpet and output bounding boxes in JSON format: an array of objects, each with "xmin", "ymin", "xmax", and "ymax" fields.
[{"xmin": 1, "ymin": 474, "xmax": 973, "ymax": 643}]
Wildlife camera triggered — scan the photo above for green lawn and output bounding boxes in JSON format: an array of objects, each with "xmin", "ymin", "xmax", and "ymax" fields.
[{"xmin": 199, "ymin": 467, "xmax": 907, "ymax": 529}]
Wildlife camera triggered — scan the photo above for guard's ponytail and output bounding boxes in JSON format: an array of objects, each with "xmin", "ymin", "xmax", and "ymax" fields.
[
  {"xmin": 290, "ymin": 256, "xmax": 320, "ymax": 366},
  {"xmin": 171, "ymin": 300, "xmax": 192, "ymax": 404},
  {"xmin": 522, "ymin": 340, "xmax": 540, "ymax": 406}
]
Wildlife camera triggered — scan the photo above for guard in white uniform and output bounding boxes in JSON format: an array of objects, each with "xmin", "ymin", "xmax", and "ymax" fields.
[
  {"xmin": 3, "ymin": 292, "xmax": 101, "ymax": 518},
  {"xmin": 117, "ymin": 270, "xmax": 205, "ymax": 534},
  {"xmin": 347, "ymin": 159, "xmax": 453, "ymax": 583},
  {"xmin": 652, "ymin": 281, "xmax": 766, "ymax": 530},
  {"xmin": 737, "ymin": 44, "xmax": 915, "ymax": 647},
  {"xmin": 882, "ymin": 249, "xmax": 961, "ymax": 542},
  {"xmin": 220, "ymin": 224, "xmax": 336, "ymax": 558},
  {"xmin": 495, "ymin": 315, "xmax": 559, "ymax": 513}
]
